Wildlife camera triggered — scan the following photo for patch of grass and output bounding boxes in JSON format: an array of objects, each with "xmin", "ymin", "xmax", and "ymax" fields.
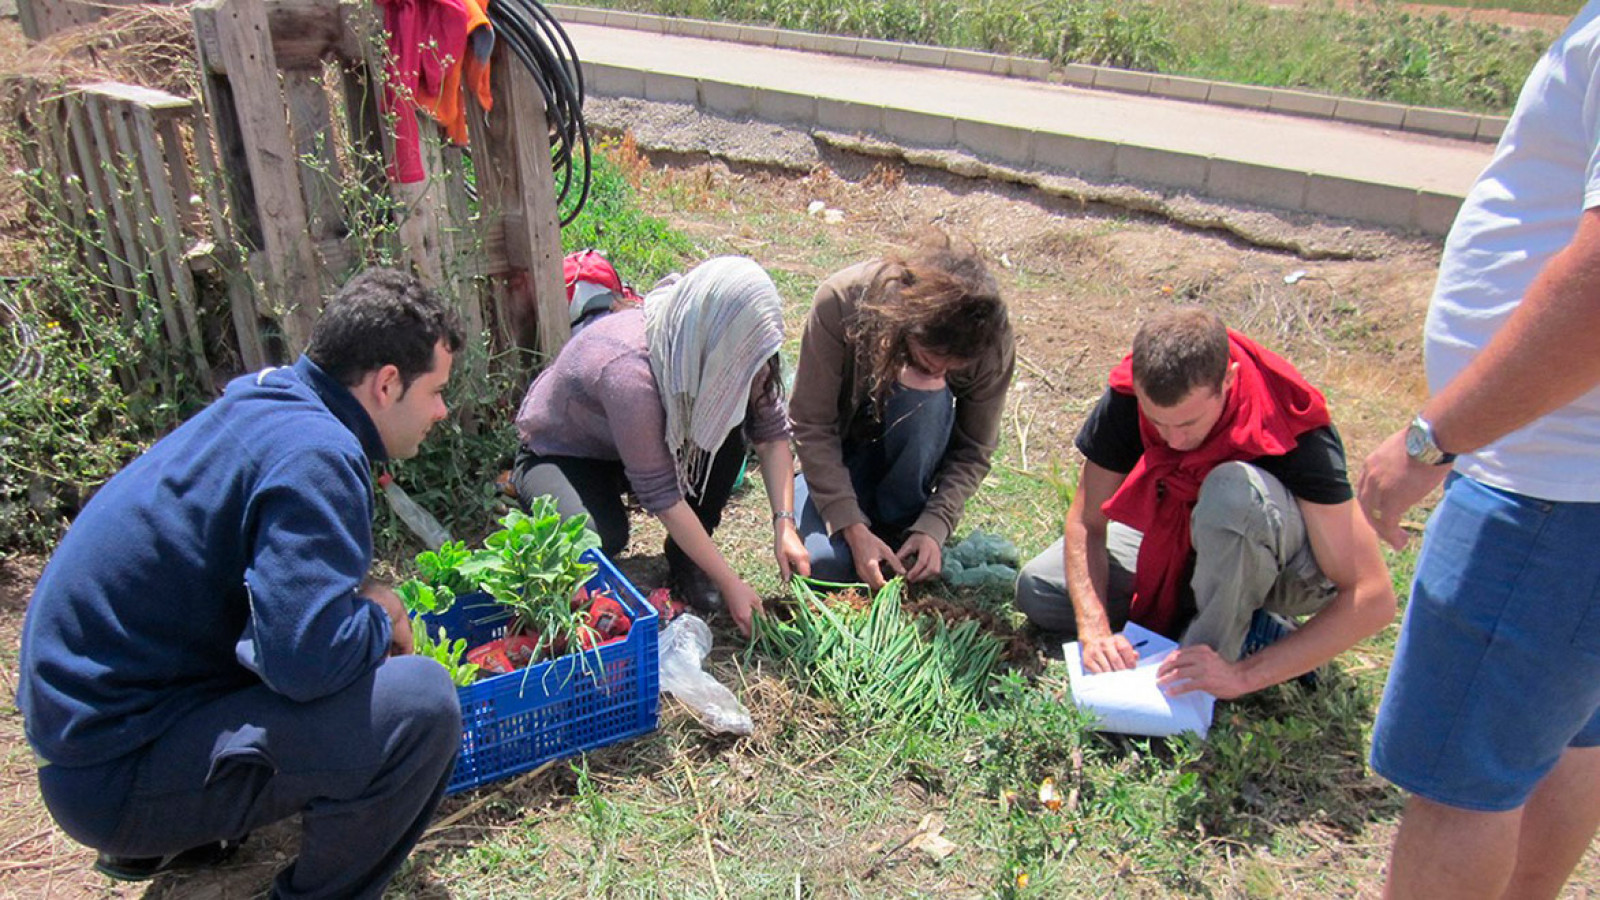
[
  {"xmin": 0, "ymin": 169, "xmax": 204, "ymax": 550},
  {"xmin": 584, "ymin": 0, "xmax": 1558, "ymax": 113},
  {"xmin": 562, "ymin": 136, "xmax": 700, "ymax": 285}
]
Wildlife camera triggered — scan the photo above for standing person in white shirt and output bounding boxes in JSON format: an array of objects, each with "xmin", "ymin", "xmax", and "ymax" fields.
[{"xmin": 1358, "ymin": 5, "xmax": 1600, "ymax": 897}]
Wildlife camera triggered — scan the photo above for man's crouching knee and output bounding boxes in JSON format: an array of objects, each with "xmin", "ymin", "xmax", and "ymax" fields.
[{"xmin": 377, "ymin": 655, "xmax": 462, "ymax": 770}]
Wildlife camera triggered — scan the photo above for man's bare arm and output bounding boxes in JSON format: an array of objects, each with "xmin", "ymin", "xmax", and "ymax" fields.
[
  {"xmin": 1067, "ymin": 460, "xmax": 1139, "ymax": 672},
  {"xmin": 1159, "ymin": 497, "xmax": 1396, "ymax": 698},
  {"xmin": 1361, "ymin": 208, "xmax": 1600, "ymax": 547}
]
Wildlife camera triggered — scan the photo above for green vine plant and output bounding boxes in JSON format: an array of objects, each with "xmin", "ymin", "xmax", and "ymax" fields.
[
  {"xmin": 396, "ymin": 578, "xmax": 480, "ymax": 687},
  {"xmin": 451, "ymin": 498, "xmax": 602, "ymax": 659}
]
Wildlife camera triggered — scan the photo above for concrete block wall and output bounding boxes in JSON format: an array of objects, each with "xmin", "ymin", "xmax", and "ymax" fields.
[
  {"xmin": 565, "ymin": 6, "xmax": 1471, "ymax": 234},
  {"xmin": 548, "ymin": 6, "xmax": 1505, "ymax": 144}
]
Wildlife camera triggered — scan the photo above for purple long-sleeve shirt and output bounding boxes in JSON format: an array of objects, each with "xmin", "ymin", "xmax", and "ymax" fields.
[{"xmin": 515, "ymin": 310, "xmax": 790, "ymax": 512}]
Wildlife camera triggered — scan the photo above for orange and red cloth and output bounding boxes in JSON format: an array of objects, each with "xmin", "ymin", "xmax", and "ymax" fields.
[{"xmin": 375, "ymin": 0, "xmax": 496, "ymax": 183}]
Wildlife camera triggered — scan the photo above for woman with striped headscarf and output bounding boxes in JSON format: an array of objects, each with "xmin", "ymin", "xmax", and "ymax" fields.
[{"xmin": 511, "ymin": 256, "xmax": 810, "ymax": 636}]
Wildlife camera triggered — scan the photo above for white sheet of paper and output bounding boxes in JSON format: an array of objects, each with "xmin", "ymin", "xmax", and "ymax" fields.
[{"xmin": 1065, "ymin": 622, "xmax": 1215, "ymax": 738}]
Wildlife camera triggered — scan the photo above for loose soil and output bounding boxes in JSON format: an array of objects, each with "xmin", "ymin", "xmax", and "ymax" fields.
[
  {"xmin": 0, "ymin": 95, "xmax": 1447, "ymax": 897},
  {"xmin": 4, "ymin": 11, "xmax": 1598, "ymax": 898}
]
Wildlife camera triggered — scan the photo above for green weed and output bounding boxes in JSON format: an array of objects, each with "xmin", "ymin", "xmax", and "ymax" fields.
[{"xmin": 0, "ymin": 164, "xmax": 204, "ymax": 550}]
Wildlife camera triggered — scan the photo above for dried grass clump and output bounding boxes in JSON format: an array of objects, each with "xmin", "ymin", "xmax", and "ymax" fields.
[
  {"xmin": 40, "ymin": 4, "xmax": 200, "ymax": 96},
  {"xmin": 0, "ymin": 4, "xmax": 198, "ymax": 98}
]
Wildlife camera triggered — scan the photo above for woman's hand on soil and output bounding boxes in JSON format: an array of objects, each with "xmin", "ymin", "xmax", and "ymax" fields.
[{"xmin": 896, "ymin": 532, "xmax": 942, "ymax": 582}]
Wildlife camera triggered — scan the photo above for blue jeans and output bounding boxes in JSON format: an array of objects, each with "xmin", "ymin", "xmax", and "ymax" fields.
[
  {"xmin": 39, "ymin": 656, "xmax": 461, "ymax": 899},
  {"xmin": 798, "ymin": 384, "xmax": 956, "ymax": 582},
  {"xmin": 1371, "ymin": 475, "xmax": 1600, "ymax": 812}
]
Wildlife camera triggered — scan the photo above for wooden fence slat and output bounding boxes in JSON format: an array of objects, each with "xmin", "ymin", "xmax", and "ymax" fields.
[
  {"xmin": 395, "ymin": 124, "xmax": 447, "ymax": 288},
  {"xmin": 17, "ymin": 0, "xmax": 139, "ymax": 41},
  {"xmin": 107, "ymin": 98, "xmax": 187, "ymax": 378},
  {"xmin": 339, "ymin": 59, "xmax": 390, "ymax": 208},
  {"xmin": 440, "ymin": 143, "xmax": 485, "ymax": 337},
  {"xmin": 194, "ymin": 0, "xmax": 323, "ymax": 351},
  {"xmin": 471, "ymin": 38, "xmax": 567, "ymax": 363},
  {"xmin": 41, "ymin": 103, "xmax": 105, "ymax": 290},
  {"xmin": 154, "ymin": 118, "xmax": 200, "ymax": 237},
  {"xmin": 76, "ymin": 94, "xmax": 147, "ymax": 337},
  {"xmin": 187, "ymin": 91, "xmax": 269, "ymax": 372},
  {"xmin": 129, "ymin": 98, "xmax": 216, "ymax": 393},
  {"xmin": 39, "ymin": 96, "xmax": 139, "ymax": 393},
  {"xmin": 283, "ymin": 67, "xmax": 347, "ymax": 247}
]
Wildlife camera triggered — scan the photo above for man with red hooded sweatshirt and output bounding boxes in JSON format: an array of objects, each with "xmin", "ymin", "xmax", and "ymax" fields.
[{"xmin": 1014, "ymin": 308, "xmax": 1395, "ymax": 698}]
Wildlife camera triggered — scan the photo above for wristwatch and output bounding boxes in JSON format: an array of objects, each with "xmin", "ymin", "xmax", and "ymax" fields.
[{"xmin": 1405, "ymin": 415, "xmax": 1456, "ymax": 466}]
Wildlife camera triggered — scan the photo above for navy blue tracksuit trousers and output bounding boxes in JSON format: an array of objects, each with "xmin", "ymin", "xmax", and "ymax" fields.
[{"xmin": 38, "ymin": 655, "xmax": 461, "ymax": 899}]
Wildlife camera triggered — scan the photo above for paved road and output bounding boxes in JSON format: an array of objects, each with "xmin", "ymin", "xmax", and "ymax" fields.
[{"xmin": 565, "ymin": 20, "xmax": 1498, "ymax": 231}]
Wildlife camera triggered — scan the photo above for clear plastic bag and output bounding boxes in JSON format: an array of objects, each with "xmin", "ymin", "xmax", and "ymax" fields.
[
  {"xmin": 378, "ymin": 473, "xmax": 452, "ymax": 549},
  {"xmin": 657, "ymin": 614, "xmax": 753, "ymax": 735}
]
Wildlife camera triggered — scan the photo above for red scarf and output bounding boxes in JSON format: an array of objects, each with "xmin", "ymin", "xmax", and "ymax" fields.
[{"xmin": 1101, "ymin": 331, "xmax": 1330, "ymax": 638}]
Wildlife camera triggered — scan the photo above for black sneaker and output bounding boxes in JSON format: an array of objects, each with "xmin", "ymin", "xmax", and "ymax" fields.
[
  {"xmin": 94, "ymin": 836, "xmax": 245, "ymax": 882},
  {"xmin": 1241, "ymin": 610, "xmax": 1320, "ymax": 689},
  {"xmin": 671, "ymin": 562, "xmax": 724, "ymax": 613}
]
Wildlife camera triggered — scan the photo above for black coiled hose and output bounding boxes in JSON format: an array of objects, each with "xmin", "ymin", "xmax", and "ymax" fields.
[
  {"xmin": 0, "ymin": 288, "xmax": 43, "ymax": 396},
  {"xmin": 488, "ymin": 0, "xmax": 591, "ymax": 226}
]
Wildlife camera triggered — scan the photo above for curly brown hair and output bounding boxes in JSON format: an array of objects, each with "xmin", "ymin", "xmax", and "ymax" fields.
[{"xmin": 847, "ymin": 231, "xmax": 1005, "ymax": 410}]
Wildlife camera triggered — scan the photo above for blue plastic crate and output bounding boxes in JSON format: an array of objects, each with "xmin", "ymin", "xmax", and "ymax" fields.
[{"xmin": 421, "ymin": 549, "xmax": 660, "ymax": 794}]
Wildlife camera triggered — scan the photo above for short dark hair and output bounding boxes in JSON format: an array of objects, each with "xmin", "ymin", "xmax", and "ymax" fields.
[
  {"xmin": 306, "ymin": 268, "xmax": 465, "ymax": 389},
  {"xmin": 1130, "ymin": 307, "xmax": 1230, "ymax": 407},
  {"xmin": 852, "ymin": 230, "xmax": 1007, "ymax": 406}
]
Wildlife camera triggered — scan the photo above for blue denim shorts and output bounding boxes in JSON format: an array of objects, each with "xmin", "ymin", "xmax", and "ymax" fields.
[{"xmin": 1370, "ymin": 475, "xmax": 1600, "ymax": 812}]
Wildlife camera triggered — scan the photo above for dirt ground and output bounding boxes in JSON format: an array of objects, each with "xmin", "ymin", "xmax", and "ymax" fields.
[
  {"xmin": 1, "ymin": 3, "xmax": 1590, "ymax": 894},
  {"xmin": 0, "ymin": 90, "xmax": 1453, "ymax": 896}
]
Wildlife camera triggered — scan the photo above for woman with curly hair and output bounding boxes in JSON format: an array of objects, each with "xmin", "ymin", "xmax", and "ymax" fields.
[{"xmin": 790, "ymin": 232, "xmax": 1014, "ymax": 589}]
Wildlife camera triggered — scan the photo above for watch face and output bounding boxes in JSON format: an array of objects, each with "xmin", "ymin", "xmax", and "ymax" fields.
[{"xmin": 1405, "ymin": 422, "xmax": 1427, "ymax": 458}]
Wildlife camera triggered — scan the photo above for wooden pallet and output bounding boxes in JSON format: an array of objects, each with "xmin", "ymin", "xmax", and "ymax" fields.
[
  {"xmin": 190, "ymin": 0, "xmax": 567, "ymax": 367},
  {"xmin": 38, "ymin": 81, "xmax": 223, "ymax": 392}
]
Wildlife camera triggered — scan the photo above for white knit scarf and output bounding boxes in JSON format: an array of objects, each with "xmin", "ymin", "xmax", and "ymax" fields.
[{"xmin": 644, "ymin": 256, "xmax": 785, "ymax": 498}]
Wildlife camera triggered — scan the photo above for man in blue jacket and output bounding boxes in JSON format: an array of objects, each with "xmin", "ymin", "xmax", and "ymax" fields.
[{"xmin": 19, "ymin": 268, "xmax": 466, "ymax": 899}]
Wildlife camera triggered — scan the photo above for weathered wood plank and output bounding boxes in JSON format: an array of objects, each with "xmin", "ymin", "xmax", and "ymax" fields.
[
  {"xmin": 194, "ymin": 0, "xmax": 359, "ymax": 74},
  {"xmin": 187, "ymin": 93, "xmax": 269, "ymax": 371},
  {"xmin": 153, "ymin": 118, "xmax": 200, "ymax": 236},
  {"xmin": 395, "ymin": 119, "xmax": 447, "ymax": 287},
  {"xmin": 339, "ymin": 57, "xmax": 389, "ymax": 205},
  {"xmin": 439, "ymin": 143, "xmax": 486, "ymax": 340},
  {"xmin": 193, "ymin": 0, "xmax": 322, "ymax": 351},
  {"xmin": 471, "ymin": 38, "xmax": 567, "ymax": 364},
  {"xmin": 39, "ymin": 93, "xmax": 139, "ymax": 392},
  {"xmin": 78, "ymin": 94, "xmax": 147, "ymax": 334},
  {"xmin": 282, "ymin": 67, "xmax": 347, "ymax": 245},
  {"xmin": 105, "ymin": 96, "xmax": 187, "ymax": 388},
  {"xmin": 17, "ymin": 0, "xmax": 140, "ymax": 42},
  {"xmin": 128, "ymin": 98, "xmax": 216, "ymax": 393}
]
